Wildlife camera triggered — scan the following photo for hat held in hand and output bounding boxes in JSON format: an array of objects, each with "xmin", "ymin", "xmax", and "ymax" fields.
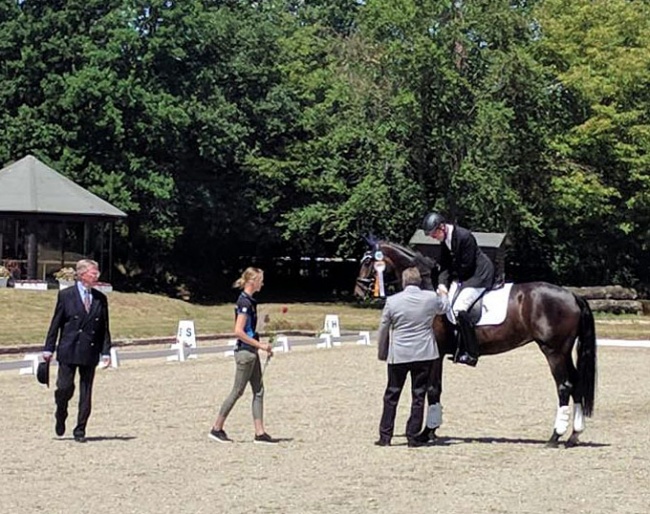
[{"xmin": 36, "ymin": 361, "xmax": 50, "ymax": 388}]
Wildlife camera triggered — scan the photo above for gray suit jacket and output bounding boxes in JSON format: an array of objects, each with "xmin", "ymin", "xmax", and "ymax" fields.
[{"xmin": 377, "ymin": 285, "xmax": 450, "ymax": 364}]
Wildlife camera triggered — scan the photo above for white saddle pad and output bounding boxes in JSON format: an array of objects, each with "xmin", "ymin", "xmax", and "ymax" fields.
[
  {"xmin": 477, "ymin": 283, "xmax": 513, "ymax": 325},
  {"xmin": 446, "ymin": 283, "xmax": 513, "ymax": 326}
]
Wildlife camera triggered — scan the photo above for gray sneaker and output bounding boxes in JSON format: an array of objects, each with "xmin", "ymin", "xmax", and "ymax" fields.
[
  {"xmin": 209, "ymin": 428, "xmax": 233, "ymax": 443},
  {"xmin": 254, "ymin": 433, "xmax": 278, "ymax": 445}
]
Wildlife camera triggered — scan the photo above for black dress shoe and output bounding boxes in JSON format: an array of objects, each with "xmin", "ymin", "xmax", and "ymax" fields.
[
  {"xmin": 55, "ymin": 413, "xmax": 66, "ymax": 437},
  {"xmin": 412, "ymin": 430, "xmax": 431, "ymax": 443},
  {"xmin": 74, "ymin": 434, "xmax": 87, "ymax": 443},
  {"xmin": 374, "ymin": 439, "xmax": 390, "ymax": 447},
  {"xmin": 456, "ymin": 353, "xmax": 478, "ymax": 367},
  {"xmin": 407, "ymin": 439, "xmax": 426, "ymax": 448}
]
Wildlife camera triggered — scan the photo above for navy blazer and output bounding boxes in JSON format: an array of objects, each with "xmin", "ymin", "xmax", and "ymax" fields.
[
  {"xmin": 438, "ymin": 226, "xmax": 494, "ymax": 289},
  {"xmin": 44, "ymin": 284, "xmax": 112, "ymax": 366}
]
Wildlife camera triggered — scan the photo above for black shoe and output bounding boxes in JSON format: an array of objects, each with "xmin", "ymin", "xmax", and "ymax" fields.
[
  {"xmin": 208, "ymin": 428, "xmax": 233, "ymax": 443},
  {"xmin": 456, "ymin": 353, "xmax": 478, "ymax": 367},
  {"xmin": 74, "ymin": 434, "xmax": 87, "ymax": 443},
  {"xmin": 412, "ymin": 429, "xmax": 431, "ymax": 444},
  {"xmin": 407, "ymin": 439, "xmax": 426, "ymax": 448},
  {"xmin": 374, "ymin": 439, "xmax": 390, "ymax": 447},
  {"xmin": 254, "ymin": 433, "xmax": 279, "ymax": 445},
  {"xmin": 55, "ymin": 413, "xmax": 66, "ymax": 437}
]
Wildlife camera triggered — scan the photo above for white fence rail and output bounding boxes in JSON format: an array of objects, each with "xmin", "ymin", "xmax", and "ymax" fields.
[
  {"xmin": 2, "ymin": 335, "xmax": 648, "ymax": 376},
  {"xmin": 0, "ymin": 331, "xmax": 373, "ymax": 375}
]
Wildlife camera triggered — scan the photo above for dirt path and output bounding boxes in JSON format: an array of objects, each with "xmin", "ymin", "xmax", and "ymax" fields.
[{"xmin": 1, "ymin": 344, "xmax": 648, "ymax": 513}]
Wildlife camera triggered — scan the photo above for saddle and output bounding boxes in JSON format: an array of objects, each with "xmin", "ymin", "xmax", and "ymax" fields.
[
  {"xmin": 447, "ymin": 283, "xmax": 513, "ymax": 327},
  {"xmin": 466, "ymin": 296, "xmax": 485, "ymax": 326}
]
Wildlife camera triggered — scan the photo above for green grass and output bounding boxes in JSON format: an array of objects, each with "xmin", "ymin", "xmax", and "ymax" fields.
[
  {"xmin": 0, "ymin": 289, "xmax": 647, "ymax": 348},
  {"xmin": 0, "ymin": 289, "xmax": 381, "ymax": 347}
]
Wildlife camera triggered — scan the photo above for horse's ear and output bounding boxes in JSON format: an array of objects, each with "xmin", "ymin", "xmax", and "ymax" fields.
[{"xmin": 364, "ymin": 234, "xmax": 378, "ymax": 248}]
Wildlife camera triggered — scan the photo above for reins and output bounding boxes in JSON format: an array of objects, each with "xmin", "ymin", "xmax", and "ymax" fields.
[{"xmin": 359, "ymin": 241, "xmax": 437, "ymax": 297}]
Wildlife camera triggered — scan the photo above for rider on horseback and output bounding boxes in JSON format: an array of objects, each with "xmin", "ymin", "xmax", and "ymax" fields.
[{"xmin": 422, "ymin": 212, "xmax": 495, "ymax": 367}]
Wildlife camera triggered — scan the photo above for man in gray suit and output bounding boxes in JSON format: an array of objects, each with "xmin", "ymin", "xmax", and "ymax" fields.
[{"xmin": 375, "ymin": 267, "xmax": 449, "ymax": 447}]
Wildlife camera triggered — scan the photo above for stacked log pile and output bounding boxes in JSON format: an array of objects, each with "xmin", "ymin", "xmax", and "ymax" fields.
[{"xmin": 566, "ymin": 285, "xmax": 643, "ymax": 314}]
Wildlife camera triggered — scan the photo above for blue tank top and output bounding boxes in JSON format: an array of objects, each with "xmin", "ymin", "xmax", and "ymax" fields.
[{"xmin": 234, "ymin": 292, "xmax": 258, "ymax": 352}]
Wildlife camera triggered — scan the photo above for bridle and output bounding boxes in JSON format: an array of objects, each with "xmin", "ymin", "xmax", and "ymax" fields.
[
  {"xmin": 354, "ymin": 251, "xmax": 377, "ymax": 299},
  {"xmin": 354, "ymin": 246, "xmax": 404, "ymax": 299},
  {"xmin": 355, "ymin": 242, "xmax": 438, "ymax": 299}
]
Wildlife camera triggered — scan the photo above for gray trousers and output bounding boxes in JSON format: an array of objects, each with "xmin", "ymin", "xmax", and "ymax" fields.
[{"xmin": 218, "ymin": 349, "xmax": 264, "ymax": 421}]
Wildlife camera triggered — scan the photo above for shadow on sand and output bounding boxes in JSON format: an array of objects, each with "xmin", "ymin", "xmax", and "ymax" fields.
[
  {"xmin": 439, "ymin": 435, "xmax": 609, "ymax": 448},
  {"xmin": 54, "ymin": 435, "xmax": 137, "ymax": 443},
  {"xmin": 393, "ymin": 433, "xmax": 609, "ymax": 448}
]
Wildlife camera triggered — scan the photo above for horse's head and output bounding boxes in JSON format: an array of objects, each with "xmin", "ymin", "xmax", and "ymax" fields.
[
  {"xmin": 353, "ymin": 249, "xmax": 378, "ymax": 299},
  {"xmin": 353, "ymin": 240, "xmax": 439, "ymax": 299}
]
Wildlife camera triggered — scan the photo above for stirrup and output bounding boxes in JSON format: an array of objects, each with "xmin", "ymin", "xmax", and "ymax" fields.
[
  {"xmin": 448, "ymin": 348, "xmax": 463, "ymax": 363},
  {"xmin": 457, "ymin": 353, "xmax": 478, "ymax": 367}
]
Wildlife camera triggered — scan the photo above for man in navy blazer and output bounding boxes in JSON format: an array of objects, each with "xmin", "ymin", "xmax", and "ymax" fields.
[
  {"xmin": 43, "ymin": 259, "xmax": 112, "ymax": 442},
  {"xmin": 375, "ymin": 267, "xmax": 449, "ymax": 447}
]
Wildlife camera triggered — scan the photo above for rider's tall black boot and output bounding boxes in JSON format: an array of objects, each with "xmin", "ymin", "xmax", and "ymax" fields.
[{"xmin": 456, "ymin": 311, "xmax": 479, "ymax": 367}]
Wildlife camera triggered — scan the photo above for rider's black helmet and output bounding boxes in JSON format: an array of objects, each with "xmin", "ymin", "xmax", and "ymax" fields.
[{"xmin": 422, "ymin": 212, "xmax": 446, "ymax": 233}]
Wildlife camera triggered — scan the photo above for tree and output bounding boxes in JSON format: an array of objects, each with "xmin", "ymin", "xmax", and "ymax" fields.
[
  {"xmin": 534, "ymin": 0, "xmax": 650, "ymax": 287},
  {"xmin": 244, "ymin": 1, "xmax": 426, "ymax": 259}
]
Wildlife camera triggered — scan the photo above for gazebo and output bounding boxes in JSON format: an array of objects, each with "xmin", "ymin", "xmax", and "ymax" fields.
[{"xmin": 0, "ymin": 155, "xmax": 127, "ymax": 282}]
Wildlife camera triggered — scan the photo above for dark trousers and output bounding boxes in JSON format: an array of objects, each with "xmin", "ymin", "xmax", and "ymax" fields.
[
  {"xmin": 379, "ymin": 360, "xmax": 433, "ymax": 442},
  {"xmin": 55, "ymin": 363, "xmax": 96, "ymax": 437}
]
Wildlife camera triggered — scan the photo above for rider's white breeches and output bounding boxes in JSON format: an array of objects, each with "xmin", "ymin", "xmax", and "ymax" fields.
[{"xmin": 449, "ymin": 282, "xmax": 485, "ymax": 320}]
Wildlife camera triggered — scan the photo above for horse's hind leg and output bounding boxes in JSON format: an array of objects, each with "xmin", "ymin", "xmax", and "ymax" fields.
[
  {"xmin": 566, "ymin": 427, "xmax": 581, "ymax": 448},
  {"xmin": 548, "ymin": 386, "xmax": 571, "ymax": 448},
  {"xmin": 566, "ymin": 365, "xmax": 585, "ymax": 448},
  {"xmin": 541, "ymin": 348, "xmax": 574, "ymax": 448}
]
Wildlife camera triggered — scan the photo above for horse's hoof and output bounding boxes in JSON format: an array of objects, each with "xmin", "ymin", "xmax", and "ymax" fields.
[
  {"xmin": 565, "ymin": 434, "xmax": 580, "ymax": 448},
  {"xmin": 546, "ymin": 432, "xmax": 561, "ymax": 448}
]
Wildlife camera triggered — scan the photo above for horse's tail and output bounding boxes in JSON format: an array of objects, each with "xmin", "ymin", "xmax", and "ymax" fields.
[{"xmin": 574, "ymin": 294, "xmax": 597, "ymax": 417}]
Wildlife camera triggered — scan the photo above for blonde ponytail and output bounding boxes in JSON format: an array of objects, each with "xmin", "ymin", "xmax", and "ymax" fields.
[{"xmin": 233, "ymin": 267, "xmax": 263, "ymax": 289}]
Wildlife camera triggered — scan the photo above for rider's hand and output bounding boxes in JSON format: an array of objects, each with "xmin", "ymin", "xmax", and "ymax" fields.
[{"xmin": 437, "ymin": 284, "xmax": 448, "ymax": 295}]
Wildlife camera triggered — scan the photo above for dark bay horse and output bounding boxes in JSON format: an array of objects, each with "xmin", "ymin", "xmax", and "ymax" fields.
[{"xmin": 354, "ymin": 240, "xmax": 597, "ymax": 447}]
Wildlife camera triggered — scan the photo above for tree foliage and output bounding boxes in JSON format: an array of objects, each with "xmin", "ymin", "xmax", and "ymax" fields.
[
  {"xmin": 0, "ymin": 0, "xmax": 647, "ymax": 296},
  {"xmin": 534, "ymin": 0, "xmax": 650, "ymax": 286}
]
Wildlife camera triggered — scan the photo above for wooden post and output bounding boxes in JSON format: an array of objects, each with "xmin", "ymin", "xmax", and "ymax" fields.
[{"xmin": 26, "ymin": 221, "xmax": 38, "ymax": 279}]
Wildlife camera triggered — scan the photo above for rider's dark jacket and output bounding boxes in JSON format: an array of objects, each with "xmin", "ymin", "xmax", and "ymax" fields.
[{"xmin": 438, "ymin": 225, "xmax": 494, "ymax": 290}]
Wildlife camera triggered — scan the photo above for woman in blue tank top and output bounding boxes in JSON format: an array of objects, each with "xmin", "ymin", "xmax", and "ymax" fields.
[{"xmin": 208, "ymin": 267, "xmax": 277, "ymax": 444}]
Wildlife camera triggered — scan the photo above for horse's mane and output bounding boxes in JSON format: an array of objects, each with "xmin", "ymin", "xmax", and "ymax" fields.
[
  {"xmin": 376, "ymin": 240, "xmax": 438, "ymax": 291},
  {"xmin": 379, "ymin": 240, "xmax": 437, "ymax": 272}
]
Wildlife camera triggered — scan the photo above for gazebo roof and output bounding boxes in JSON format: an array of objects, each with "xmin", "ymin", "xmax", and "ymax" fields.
[{"xmin": 0, "ymin": 155, "xmax": 126, "ymax": 219}]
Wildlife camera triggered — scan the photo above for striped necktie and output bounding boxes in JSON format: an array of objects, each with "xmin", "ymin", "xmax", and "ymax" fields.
[{"xmin": 83, "ymin": 289, "xmax": 91, "ymax": 313}]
